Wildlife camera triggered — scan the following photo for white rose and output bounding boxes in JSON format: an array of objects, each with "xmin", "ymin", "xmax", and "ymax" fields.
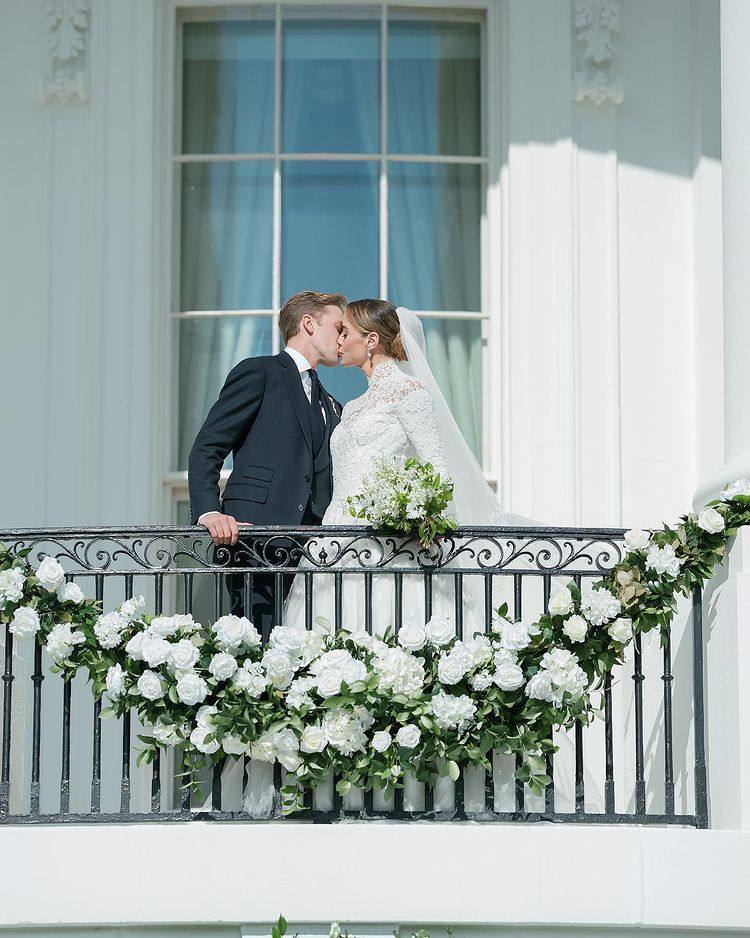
[
  {"xmin": 222, "ymin": 734, "xmax": 248, "ymax": 755},
  {"xmin": 395, "ymin": 725, "xmax": 421, "ymax": 749},
  {"xmin": 721, "ymin": 478, "xmax": 750, "ymax": 501},
  {"xmin": 196, "ymin": 705, "xmax": 218, "ymax": 728},
  {"xmin": 562, "ymin": 614, "xmax": 588, "ymax": 643},
  {"xmin": 168, "ymin": 638, "xmax": 200, "ymax": 673},
  {"xmin": 10, "ymin": 605, "xmax": 41, "ymax": 638},
  {"xmin": 499, "ymin": 619, "xmax": 531, "ymax": 651},
  {"xmin": 232, "ymin": 661, "xmax": 268, "ymax": 698},
  {"xmin": 261, "ymin": 647, "xmax": 295, "ymax": 690},
  {"xmin": 176, "ymin": 671, "xmax": 208, "ymax": 705},
  {"xmin": 46, "ymin": 622, "xmax": 84, "ymax": 663},
  {"xmin": 697, "ymin": 508, "xmax": 725, "ymax": 534},
  {"xmin": 212, "ymin": 614, "xmax": 260, "ymax": 652},
  {"xmin": 300, "ymin": 724, "xmax": 327, "ymax": 753},
  {"xmin": 57, "ymin": 581, "xmax": 85, "ymax": 605},
  {"xmin": 273, "ymin": 728, "xmax": 302, "ymax": 771},
  {"xmin": 524, "ymin": 670, "xmax": 554, "ymax": 702},
  {"xmin": 0, "ymin": 567, "xmax": 26, "ymax": 604},
  {"xmin": 316, "ymin": 669, "xmax": 343, "ymax": 699},
  {"xmin": 493, "ymin": 661, "xmax": 525, "ymax": 691},
  {"xmin": 35, "ymin": 557, "xmax": 66, "ymax": 593},
  {"xmin": 125, "ymin": 631, "xmax": 145, "ymax": 661},
  {"xmin": 173, "ymin": 613, "xmax": 199, "ymax": 634},
  {"xmin": 398, "ymin": 621, "xmax": 427, "ymax": 652},
  {"xmin": 190, "ymin": 725, "xmax": 219, "ymax": 754},
  {"xmin": 105, "ymin": 663, "xmax": 127, "ymax": 699},
  {"xmin": 137, "ymin": 669, "xmax": 165, "ymax": 701},
  {"xmin": 608, "ymin": 616, "xmax": 633, "ymax": 643},
  {"xmin": 371, "ymin": 730, "xmax": 392, "ymax": 753},
  {"xmin": 425, "ymin": 614, "xmax": 454, "ymax": 647},
  {"xmin": 548, "ymin": 587, "xmax": 574, "ymax": 617},
  {"xmin": 209, "ymin": 652, "xmax": 238, "ymax": 682},
  {"xmin": 141, "ymin": 634, "xmax": 171, "ymax": 668},
  {"xmin": 152, "ymin": 721, "xmax": 181, "ymax": 746},
  {"xmin": 148, "ymin": 616, "xmax": 180, "ymax": 638},
  {"xmin": 438, "ymin": 652, "xmax": 470, "ymax": 686},
  {"xmin": 624, "ymin": 529, "xmax": 651, "ymax": 552}
]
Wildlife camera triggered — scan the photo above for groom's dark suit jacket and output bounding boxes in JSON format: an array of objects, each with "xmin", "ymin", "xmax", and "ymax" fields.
[{"xmin": 188, "ymin": 351, "xmax": 342, "ymax": 526}]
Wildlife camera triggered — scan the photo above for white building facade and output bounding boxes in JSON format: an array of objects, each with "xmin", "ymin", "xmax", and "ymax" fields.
[{"xmin": 4, "ymin": 0, "xmax": 750, "ymax": 935}]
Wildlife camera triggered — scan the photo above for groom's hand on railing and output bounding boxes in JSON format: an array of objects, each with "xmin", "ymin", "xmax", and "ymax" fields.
[{"xmin": 198, "ymin": 511, "xmax": 242, "ymax": 546}]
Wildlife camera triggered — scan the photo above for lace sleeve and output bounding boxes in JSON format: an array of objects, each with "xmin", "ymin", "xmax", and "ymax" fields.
[{"xmin": 392, "ymin": 381, "xmax": 450, "ymax": 480}]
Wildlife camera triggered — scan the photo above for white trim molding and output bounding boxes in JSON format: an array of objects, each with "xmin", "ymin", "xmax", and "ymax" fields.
[
  {"xmin": 41, "ymin": 0, "xmax": 90, "ymax": 104},
  {"xmin": 572, "ymin": 0, "xmax": 624, "ymax": 106}
]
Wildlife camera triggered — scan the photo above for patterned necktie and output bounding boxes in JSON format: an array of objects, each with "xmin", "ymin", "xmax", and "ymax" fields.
[{"xmin": 308, "ymin": 368, "xmax": 325, "ymax": 454}]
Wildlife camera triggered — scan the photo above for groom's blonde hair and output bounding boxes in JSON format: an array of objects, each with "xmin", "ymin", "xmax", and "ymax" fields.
[{"xmin": 278, "ymin": 291, "xmax": 348, "ymax": 343}]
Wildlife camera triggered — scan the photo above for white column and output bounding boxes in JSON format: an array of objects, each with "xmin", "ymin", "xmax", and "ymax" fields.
[
  {"xmin": 694, "ymin": 0, "xmax": 750, "ymax": 505},
  {"xmin": 698, "ymin": 0, "xmax": 750, "ymax": 830}
]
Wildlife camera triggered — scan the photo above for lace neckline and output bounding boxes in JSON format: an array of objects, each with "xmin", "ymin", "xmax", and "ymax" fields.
[{"xmin": 367, "ymin": 357, "xmax": 400, "ymax": 388}]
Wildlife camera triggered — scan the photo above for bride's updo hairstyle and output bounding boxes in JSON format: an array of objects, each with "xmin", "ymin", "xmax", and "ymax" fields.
[{"xmin": 346, "ymin": 299, "xmax": 407, "ymax": 361}]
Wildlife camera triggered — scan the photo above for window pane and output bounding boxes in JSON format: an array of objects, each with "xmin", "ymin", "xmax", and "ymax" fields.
[
  {"xmin": 424, "ymin": 318, "xmax": 483, "ymax": 459},
  {"xmin": 389, "ymin": 163, "xmax": 481, "ymax": 311},
  {"xmin": 282, "ymin": 161, "xmax": 379, "ymax": 300},
  {"xmin": 388, "ymin": 19, "xmax": 481, "ymax": 156},
  {"xmin": 178, "ymin": 315, "xmax": 273, "ymax": 469},
  {"xmin": 180, "ymin": 161, "xmax": 273, "ymax": 311},
  {"xmin": 318, "ymin": 363, "xmax": 368, "ymax": 407},
  {"xmin": 182, "ymin": 19, "xmax": 275, "ymax": 154},
  {"xmin": 282, "ymin": 16, "xmax": 380, "ymax": 153}
]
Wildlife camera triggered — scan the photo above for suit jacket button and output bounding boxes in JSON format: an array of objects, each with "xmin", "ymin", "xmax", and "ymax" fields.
[
  {"xmin": 304, "ymin": 475, "xmax": 310, "ymax": 482},
  {"xmin": 298, "ymin": 504, "xmax": 304, "ymax": 512}
]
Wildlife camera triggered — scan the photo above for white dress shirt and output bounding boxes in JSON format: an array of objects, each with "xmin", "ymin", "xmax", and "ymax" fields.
[{"xmin": 198, "ymin": 346, "xmax": 324, "ymax": 525}]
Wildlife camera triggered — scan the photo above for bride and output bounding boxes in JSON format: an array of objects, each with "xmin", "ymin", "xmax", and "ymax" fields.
[{"xmin": 242, "ymin": 300, "xmax": 595, "ymax": 815}]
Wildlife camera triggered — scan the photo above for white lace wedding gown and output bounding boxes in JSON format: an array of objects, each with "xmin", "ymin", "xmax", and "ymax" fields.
[{"xmin": 241, "ymin": 357, "xmax": 601, "ymax": 816}]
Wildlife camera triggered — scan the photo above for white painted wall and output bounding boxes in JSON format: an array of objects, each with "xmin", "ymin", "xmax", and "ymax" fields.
[{"xmin": 0, "ymin": 0, "xmax": 723, "ymax": 531}]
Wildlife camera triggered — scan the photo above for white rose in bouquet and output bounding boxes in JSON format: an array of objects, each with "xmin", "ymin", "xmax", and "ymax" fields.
[
  {"xmin": 425, "ymin": 614, "xmax": 454, "ymax": 647},
  {"xmin": 141, "ymin": 634, "xmax": 171, "ymax": 668},
  {"xmin": 152, "ymin": 721, "xmax": 181, "ymax": 747},
  {"xmin": 624, "ymin": 529, "xmax": 651, "ymax": 552},
  {"xmin": 548, "ymin": 587, "xmax": 574, "ymax": 616},
  {"xmin": 190, "ymin": 724, "xmax": 219, "ymax": 754},
  {"xmin": 371, "ymin": 730, "xmax": 392, "ymax": 752},
  {"xmin": 398, "ymin": 621, "xmax": 427, "ymax": 652},
  {"xmin": 498, "ymin": 619, "xmax": 532, "ymax": 652},
  {"xmin": 464, "ymin": 635, "xmax": 493, "ymax": 667},
  {"xmin": 562, "ymin": 614, "xmax": 588, "ymax": 643},
  {"xmin": 0, "ymin": 567, "xmax": 26, "ymax": 605},
  {"xmin": 35, "ymin": 557, "xmax": 66, "ymax": 593},
  {"xmin": 168, "ymin": 638, "xmax": 200, "ymax": 673},
  {"xmin": 105, "ymin": 663, "xmax": 127, "ymax": 699},
  {"xmin": 209, "ymin": 652, "xmax": 238, "ymax": 682},
  {"xmin": 125, "ymin": 631, "xmax": 146, "ymax": 661},
  {"xmin": 645, "ymin": 544, "xmax": 681, "ymax": 578},
  {"xmin": 148, "ymin": 616, "xmax": 180, "ymax": 639},
  {"xmin": 94, "ymin": 611, "xmax": 128, "ymax": 649},
  {"xmin": 316, "ymin": 669, "xmax": 343, "ymax": 698},
  {"xmin": 608, "ymin": 616, "xmax": 633, "ymax": 643},
  {"xmin": 222, "ymin": 733, "xmax": 248, "ymax": 756},
  {"xmin": 437, "ymin": 650, "xmax": 471, "ymax": 686},
  {"xmin": 300, "ymin": 724, "xmax": 327, "ymax": 753},
  {"xmin": 310, "ymin": 649, "xmax": 366, "ymax": 686},
  {"xmin": 429, "ymin": 692, "xmax": 477, "ymax": 731},
  {"xmin": 212, "ymin": 614, "xmax": 261, "ymax": 652},
  {"xmin": 580, "ymin": 584, "xmax": 621, "ymax": 626},
  {"xmin": 270, "ymin": 625, "xmax": 324, "ymax": 667},
  {"xmin": 697, "ymin": 508, "xmax": 725, "ymax": 534},
  {"xmin": 57, "ymin": 582, "xmax": 85, "ymax": 605},
  {"xmin": 524, "ymin": 669, "xmax": 554, "ymax": 702},
  {"xmin": 232, "ymin": 661, "xmax": 268, "ymax": 698},
  {"xmin": 493, "ymin": 661, "xmax": 525, "ymax": 691},
  {"xmin": 273, "ymin": 727, "xmax": 302, "ymax": 771},
  {"xmin": 119, "ymin": 595, "xmax": 146, "ymax": 621},
  {"xmin": 46, "ymin": 622, "xmax": 85, "ymax": 663},
  {"xmin": 173, "ymin": 613, "xmax": 199, "ymax": 634},
  {"xmin": 395, "ymin": 724, "xmax": 422, "ymax": 749},
  {"xmin": 9, "ymin": 605, "xmax": 40, "ymax": 638},
  {"xmin": 176, "ymin": 671, "xmax": 208, "ymax": 705},
  {"xmin": 137, "ymin": 670, "xmax": 165, "ymax": 701},
  {"xmin": 261, "ymin": 647, "xmax": 296, "ymax": 690}
]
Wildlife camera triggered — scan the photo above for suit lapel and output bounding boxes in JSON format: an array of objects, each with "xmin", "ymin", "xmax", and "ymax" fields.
[{"xmin": 278, "ymin": 351, "xmax": 312, "ymax": 453}]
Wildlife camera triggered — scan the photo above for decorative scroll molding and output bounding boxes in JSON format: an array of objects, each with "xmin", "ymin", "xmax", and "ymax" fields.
[
  {"xmin": 573, "ymin": 0, "xmax": 624, "ymax": 106},
  {"xmin": 41, "ymin": 0, "xmax": 90, "ymax": 104}
]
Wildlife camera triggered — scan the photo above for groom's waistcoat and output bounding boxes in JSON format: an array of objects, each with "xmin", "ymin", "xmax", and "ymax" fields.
[{"xmin": 187, "ymin": 351, "xmax": 341, "ymax": 526}]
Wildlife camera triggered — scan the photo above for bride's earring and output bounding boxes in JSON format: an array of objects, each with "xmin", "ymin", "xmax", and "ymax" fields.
[{"xmin": 367, "ymin": 347, "xmax": 373, "ymax": 364}]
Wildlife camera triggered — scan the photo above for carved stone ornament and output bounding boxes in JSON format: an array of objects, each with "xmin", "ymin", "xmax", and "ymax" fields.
[
  {"xmin": 41, "ymin": 0, "xmax": 90, "ymax": 104},
  {"xmin": 573, "ymin": 0, "xmax": 624, "ymax": 106}
]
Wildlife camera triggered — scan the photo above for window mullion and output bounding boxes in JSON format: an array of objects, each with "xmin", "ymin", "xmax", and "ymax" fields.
[
  {"xmin": 379, "ymin": 1, "xmax": 388, "ymax": 298},
  {"xmin": 272, "ymin": 0, "xmax": 283, "ymax": 352}
]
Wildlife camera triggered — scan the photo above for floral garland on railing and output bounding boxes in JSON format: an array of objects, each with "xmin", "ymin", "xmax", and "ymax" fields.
[{"xmin": 1, "ymin": 480, "xmax": 749, "ymax": 812}]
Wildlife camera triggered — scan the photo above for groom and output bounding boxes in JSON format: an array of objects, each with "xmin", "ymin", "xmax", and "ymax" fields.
[{"xmin": 188, "ymin": 290, "xmax": 346, "ymax": 632}]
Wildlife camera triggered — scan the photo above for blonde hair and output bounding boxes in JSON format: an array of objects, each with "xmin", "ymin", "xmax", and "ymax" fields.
[
  {"xmin": 278, "ymin": 291, "xmax": 348, "ymax": 343},
  {"xmin": 346, "ymin": 299, "xmax": 406, "ymax": 361}
]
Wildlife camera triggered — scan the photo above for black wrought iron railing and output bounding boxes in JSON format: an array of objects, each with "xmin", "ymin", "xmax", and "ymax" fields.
[{"xmin": 0, "ymin": 525, "xmax": 707, "ymax": 826}]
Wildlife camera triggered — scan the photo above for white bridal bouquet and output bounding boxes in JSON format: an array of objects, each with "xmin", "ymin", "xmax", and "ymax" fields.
[{"xmin": 346, "ymin": 456, "xmax": 457, "ymax": 546}]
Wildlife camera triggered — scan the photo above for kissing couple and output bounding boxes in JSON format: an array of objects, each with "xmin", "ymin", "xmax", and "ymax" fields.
[{"xmin": 188, "ymin": 290, "xmax": 526, "ymax": 639}]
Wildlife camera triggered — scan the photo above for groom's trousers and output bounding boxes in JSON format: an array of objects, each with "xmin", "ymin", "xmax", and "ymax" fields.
[{"xmin": 219, "ymin": 502, "xmax": 322, "ymax": 638}]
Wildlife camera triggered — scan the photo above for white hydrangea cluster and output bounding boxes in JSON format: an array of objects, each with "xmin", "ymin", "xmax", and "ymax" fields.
[
  {"xmin": 0, "ymin": 567, "xmax": 26, "ymax": 605},
  {"xmin": 372, "ymin": 646, "xmax": 426, "ymax": 697},
  {"xmin": 645, "ymin": 543, "xmax": 681, "ymax": 578},
  {"xmin": 580, "ymin": 584, "xmax": 621, "ymax": 626},
  {"xmin": 429, "ymin": 691, "xmax": 477, "ymax": 731},
  {"xmin": 525, "ymin": 648, "xmax": 588, "ymax": 707}
]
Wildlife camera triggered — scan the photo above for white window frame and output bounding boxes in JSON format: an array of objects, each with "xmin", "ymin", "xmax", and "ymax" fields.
[{"xmin": 158, "ymin": 0, "xmax": 503, "ymax": 520}]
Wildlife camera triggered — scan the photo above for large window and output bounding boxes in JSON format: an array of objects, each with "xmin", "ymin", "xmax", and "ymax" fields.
[{"xmin": 173, "ymin": 4, "xmax": 487, "ymax": 485}]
